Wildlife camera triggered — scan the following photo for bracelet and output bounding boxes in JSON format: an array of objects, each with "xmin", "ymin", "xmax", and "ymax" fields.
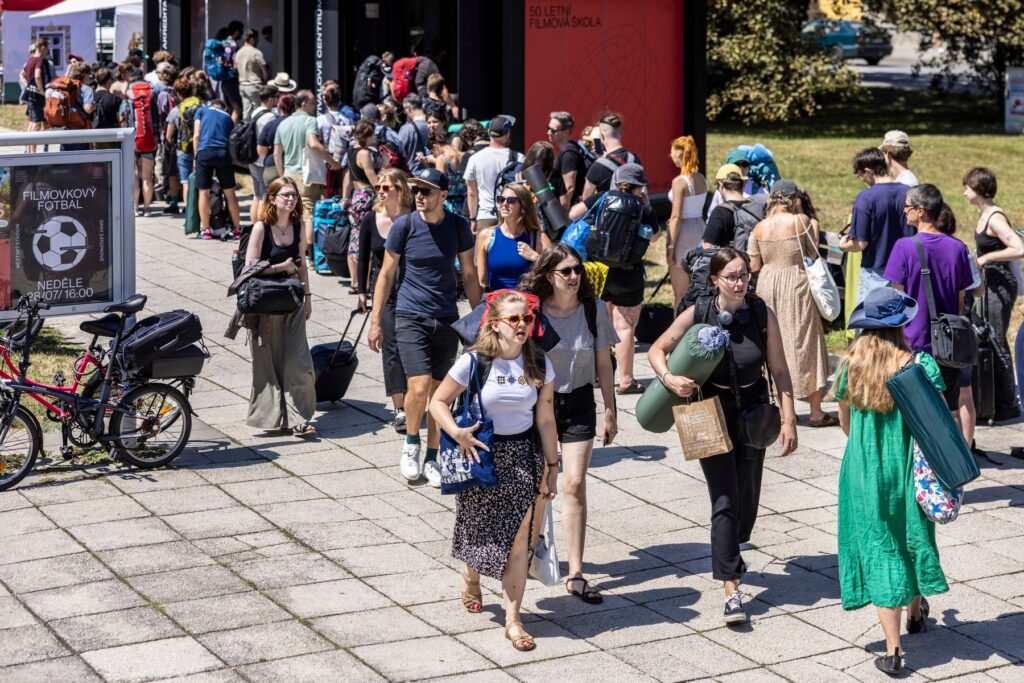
[{"xmin": 661, "ymin": 371, "xmax": 671, "ymax": 384}]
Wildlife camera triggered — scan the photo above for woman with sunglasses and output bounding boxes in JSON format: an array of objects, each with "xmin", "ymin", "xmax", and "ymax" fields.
[
  {"xmin": 243, "ymin": 176, "xmax": 317, "ymax": 437},
  {"xmin": 649, "ymin": 247, "xmax": 797, "ymax": 625},
  {"xmin": 357, "ymin": 169, "xmax": 413, "ymax": 433},
  {"xmin": 475, "ymin": 182, "xmax": 550, "ymax": 292},
  {"xmin": 521, "ymin": 243, "xmax": 618, "ymax": 605},
  {"xmin": 429, "ymin": 290, "xmax": 559, "ymax": 653},
  {"xmin": 346, "ymin": 120, "xmax": 381, "ymax": 294}
]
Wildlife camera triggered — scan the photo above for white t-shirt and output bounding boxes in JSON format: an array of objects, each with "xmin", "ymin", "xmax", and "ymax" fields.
[
  {"xmin": 895, "ymin": 168, "xmax": 919, "ymax": 187},
  {"xmin": 464, "ymin": 146, "xmax": 523, "ymax": 220},
  {"xmin": 448, "ymin": 352, "xmax": 555, "ymax": 435}
]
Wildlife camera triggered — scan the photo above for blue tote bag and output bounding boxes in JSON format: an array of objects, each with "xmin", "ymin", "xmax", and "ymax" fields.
[{"xmin": 439, "ymin": 354, "xmax": 497, "ymax": 494}]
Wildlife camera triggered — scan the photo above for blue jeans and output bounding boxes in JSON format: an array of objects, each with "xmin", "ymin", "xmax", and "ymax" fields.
[
  {"xmin": 857, "ymin": 266, "xmax": 888, "ymax": 306},
  {"xmin": 177, "ymin": 152, "xmax": 195, "ymax": 181}
]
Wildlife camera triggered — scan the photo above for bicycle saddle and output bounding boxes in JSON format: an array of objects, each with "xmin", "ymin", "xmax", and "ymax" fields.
[
  {"xmin": 103, "ymin": 293, "xmax": 147, "ymax": 314},
  {"xmin": 79, "ymin": 313, "xmax": 121, "ymax": 338}
]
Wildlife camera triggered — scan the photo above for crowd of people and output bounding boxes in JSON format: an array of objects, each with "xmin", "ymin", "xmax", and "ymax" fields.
[{"xmin": 18, "ymin": 32, "xmax": 1023, "ymax": 673}]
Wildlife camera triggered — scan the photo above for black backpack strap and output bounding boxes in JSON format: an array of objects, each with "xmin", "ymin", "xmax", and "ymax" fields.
[
  {"xmin": 694, "ymin": 295, "xmax": 714, "ymax": 326},
  {"xmin": 912, "ymin": 236, "xmax": 939, "ymax": 322},
  {"xmin": 583, "ymin": 298, "xmax": 598, "ymax": 340}
]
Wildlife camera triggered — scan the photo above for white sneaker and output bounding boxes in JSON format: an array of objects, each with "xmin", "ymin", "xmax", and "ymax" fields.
[
  {"xmin": 400, "ymin": 442, "xmax": 422, "ymax": 481},
  {"xmin": 423, "ymin": 460, "xmax": 441, "ymax": 488}
]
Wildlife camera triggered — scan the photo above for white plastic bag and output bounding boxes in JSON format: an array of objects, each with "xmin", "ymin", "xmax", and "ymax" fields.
[{"xmin": 529, "ymin": 501, "xmax": 561, "ymax": 586}]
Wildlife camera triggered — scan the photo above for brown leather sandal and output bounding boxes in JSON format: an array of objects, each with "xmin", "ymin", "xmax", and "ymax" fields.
[
  {"xmin": 460, "ymin": 571, "xmax": 483, "ymax": 613},
  {"xmin": 505, "ymin": 621, "xmax": 536, "ymax": 651}
]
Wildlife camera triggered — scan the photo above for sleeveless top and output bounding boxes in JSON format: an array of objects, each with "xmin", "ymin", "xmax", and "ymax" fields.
[
  {"xmin": 680, "ymin": 175, "xmax": 708, "ymax": 220},
  {"xmin": 698, "ymin": 295, "xmax": 768, "ymax": 388},
  {"xmin": 260, "ymin": 222, "xmax": 301, "ymax": 265},
  {"xmin": 976, "ymin": 210, "xmax": 1011, "ymax": 258},
  {"xmin": 487, "ymin": 226, "xmax": 535, "ymax": 291},
  {"xmin": 348, "ymin": 145, "xmax": 376, "ymax": 185}
]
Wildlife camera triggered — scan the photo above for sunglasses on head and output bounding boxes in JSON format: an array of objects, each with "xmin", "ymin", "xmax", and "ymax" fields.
[
  {"xmin": 496, "ymin": 313, "xmax": 536, "ymax": 327},
  {"xmin": 374, "ymin": 184, "xmax": 395, "ymax": 192},
  {"xmin": 411, "ymin": 186, "xmax": 436, "ymax": 196},
  {"xmin": 554, "ymin": 264, "xmax": 583, "ymax": 277},
  {"xmin": 496, "ymin": 196, "xmax": 520, "ymax": 206}
]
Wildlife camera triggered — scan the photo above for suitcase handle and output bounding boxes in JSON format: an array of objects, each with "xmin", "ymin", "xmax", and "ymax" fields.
[{"xmin": 329, "ymin": 308, "xmax": 372, "ymax": 367}]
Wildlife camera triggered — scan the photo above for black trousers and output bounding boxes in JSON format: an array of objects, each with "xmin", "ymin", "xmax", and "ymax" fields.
[
  {"xmin": 983, "ymin": 264, "xmax": 1018, "ymax": 415},
  {"xmin": 380, "ymin": 296, "xmax": 407, "ymax": 397},
  {"xmin": 699, "ymin": 381, "xmax": 768, "ymax": 581}
]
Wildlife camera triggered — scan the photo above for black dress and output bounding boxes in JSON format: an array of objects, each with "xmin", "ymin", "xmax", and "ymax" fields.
[{"xmin": 976, "ymin": 212, "xmax": 1019, "ymax": 416}]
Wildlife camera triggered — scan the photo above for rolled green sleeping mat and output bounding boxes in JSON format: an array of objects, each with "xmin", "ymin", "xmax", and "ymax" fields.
[
  {"xmin": 636, "ymin": 323, "xmax": 729, "ymax": 433},
  {"xmin": 886, "ymin": 359, "xmax": 979, "ymax": 490}
]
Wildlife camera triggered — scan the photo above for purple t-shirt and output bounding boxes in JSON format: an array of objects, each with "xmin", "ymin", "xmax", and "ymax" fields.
[
  {"xmin": 883, "ymin": 233, "xmax": 973, "ymax": 352},
  {"xmin": 850, "ymin": 182, "xmax": 913, "ymax": 269}
]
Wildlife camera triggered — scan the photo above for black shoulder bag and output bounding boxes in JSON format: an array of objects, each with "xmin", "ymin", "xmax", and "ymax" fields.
[
  {"xmin": 725, "ymin": 298, "xmax": 781, "ymax": 449},
  {"xmin": 913, "ymin": 236, "xmax": 977, "ymax": 368}
]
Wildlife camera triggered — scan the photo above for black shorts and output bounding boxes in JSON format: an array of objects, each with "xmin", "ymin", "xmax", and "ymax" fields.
[
  {"xmin": 554, "ymin": 383, "xmax": 597, "ymax": 443},
  {"xmin": 939, "ymin": 363, "xmax": 962, "ymax": 412},
  {"xmin": 219, "ymin": 78, "xmax": 243, "ymax": 113},
  {"xmin": 195, "ymin": 148, "xmax": 236, "ymax": 190},
  {"xmin": 395, "ymin": 312, "xmax": 459, "ymax": 381},
  {"xmin": 25, "ymin": 99, "xmax": 45, "ymax": 123}
]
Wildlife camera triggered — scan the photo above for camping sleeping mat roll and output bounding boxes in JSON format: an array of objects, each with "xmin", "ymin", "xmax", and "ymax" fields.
[
  {"xmin": 636, "ymin": 323, "xmax": 729, "ymax": 433},
  {"xmin": 885, "ymin": 359, "xmax": 980, "ymax": 490}
]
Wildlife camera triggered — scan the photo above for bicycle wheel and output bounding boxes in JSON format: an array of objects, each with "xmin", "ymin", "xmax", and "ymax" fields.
[
  {"xmin": 0, "ymin": 405, "xmax": 43, "ymax": 491},
  {"xmin": 109, "ymin": 383, "xmax": 192, "ymax": 469}
]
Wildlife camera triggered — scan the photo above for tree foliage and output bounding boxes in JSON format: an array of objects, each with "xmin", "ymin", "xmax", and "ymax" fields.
[
  {"xmin": 707, "ymin": 0, "xmax": 860, "ymax": 124},
  {"xmin": 867, "ymin": 0, "xmax": 1024, "ymax": 95}
]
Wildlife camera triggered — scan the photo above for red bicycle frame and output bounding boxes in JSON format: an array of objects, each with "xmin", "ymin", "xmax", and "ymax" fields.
[{"xmin": 0, "ymin": 343, "xmax": 103, "ymax": 419}]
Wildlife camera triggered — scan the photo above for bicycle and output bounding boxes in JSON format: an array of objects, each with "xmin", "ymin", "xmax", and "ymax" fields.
[{"xmin": 0, "ymin": 295, "xmax": 194, "ymax": 491}]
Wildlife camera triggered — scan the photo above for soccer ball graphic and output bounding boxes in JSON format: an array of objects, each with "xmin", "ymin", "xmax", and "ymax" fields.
[{"xmin": 33, "ymin": 216, "xmax": 87, "ymax": 272}]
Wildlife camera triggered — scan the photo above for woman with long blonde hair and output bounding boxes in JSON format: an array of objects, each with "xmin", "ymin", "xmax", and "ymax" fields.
[
  {"xmin": 429, "ymin": 289, "xmax": 559, "ymax": 653},
  {"xmin": 667, "ymin": 135, "xmax": 708, "ymax": 306},
  {"xmin": 475, "ymin": 182, "xmax": 550, "ymax": 292},
  {"xmin": 357, "ymin": 168, "xmax": 412, "ymax": 432},
  {"xmin": 244, "ymin": 176, "xmax": 316, "ymax": 437},
  {"xmin": 832, "ymin": 287, "xmax": 949, "ymax": 676}
]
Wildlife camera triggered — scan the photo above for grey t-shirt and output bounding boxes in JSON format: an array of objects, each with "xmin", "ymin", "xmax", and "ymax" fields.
[{"xmin": 543, "ymin": 301, "xmax": 619, "ymax": 393}]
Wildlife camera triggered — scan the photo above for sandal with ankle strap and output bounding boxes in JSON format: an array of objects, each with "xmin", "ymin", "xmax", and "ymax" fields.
[
  {"xmin": 566, "ymin": 575, "xmax": 603, "ymax": 604},
  {"xmin": 505, "ymin": 621, "xmax": 536, "ymax": 652},
  {"xmin": 460, "ymin": 571, "xmax": 483, "ymax": 613}
]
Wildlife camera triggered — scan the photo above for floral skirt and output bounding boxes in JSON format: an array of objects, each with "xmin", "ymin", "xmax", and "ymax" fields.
[{"xmin": 347, "ymin": 187, "xmax": 375, "ymax": 257}]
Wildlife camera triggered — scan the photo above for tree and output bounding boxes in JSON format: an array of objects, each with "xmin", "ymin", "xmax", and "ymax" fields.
[
  {"xmin": 867, "ymin": 0, "xmax": 1024, "ymax": 96},
  {"xmin": 707, "ymin": 0, "xmax": 860, "ymax": 124}
]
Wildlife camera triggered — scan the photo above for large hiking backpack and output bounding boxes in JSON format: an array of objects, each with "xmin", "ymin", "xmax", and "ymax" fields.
[
  {"xmin": 229, "ymin": 108, "xmax": 273, "ymax": 164},
  {"xmin": 313, "ymin": 198, "xmax": 349, "ymax": 275},
  {"xmin": 203, "ymin": 39, "xmax": 234, "ymax": 81},
  {"xmin": 679, "ymin": 247, "xmax": 721, "ymax": 313},
  {"xmin": 718, "ymin": 199, "xmax": 765, "ymax": 253},
  {"xmin": 583, "ymin": 190, "xmax": 650, "ymax": 268},
  {"xmin": 323, "ymin": 110, "xmax": 354, "ymax": 162},
  {"xmin": 492, "ymin": 149, "xmax": 523, "ymax": 209},
  {"xmin": 390, "ymin": 56, "xmax": 418, "ymax": 103},
  {"xmin": 353, "ymin": 55, "xmax": 385, "ymax": 108},
  {"xmin": 44, "ymin": 77, "xmax": 90, "ymax": 129},
  {"xmin": 593, "ymin": 149, "xmax": 637, "ymax": 179},
  {"xmin": 208, "ymin": 177, "xmax": 231, "ymax": 237},
  {"xmin": 176, "ymin": 96, "xmax": 201, "ymax": 155},
  {"xmin": 127, "ymin": 80, "xmax": 158, "ymax": 153}
]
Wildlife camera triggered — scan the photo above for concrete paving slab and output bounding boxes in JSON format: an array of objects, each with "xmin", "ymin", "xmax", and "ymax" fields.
[
  {"xmin": 196, "ymin": 620, "xmax": 333, "ymax": 666},
  {"xmin": 82, "ymin": 637, "xmax": 222, "ymax": 682}
]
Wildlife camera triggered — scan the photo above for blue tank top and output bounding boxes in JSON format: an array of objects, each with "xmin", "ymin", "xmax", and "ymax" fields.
[{"xmin": 487, "ymin": 226, "xmax": 534, "ymax": 291}]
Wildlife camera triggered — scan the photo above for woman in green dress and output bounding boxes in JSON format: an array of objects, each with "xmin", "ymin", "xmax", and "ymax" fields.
[{"xmin": 832, "ymin": 287, "xmax": 949, "ymax": 676}]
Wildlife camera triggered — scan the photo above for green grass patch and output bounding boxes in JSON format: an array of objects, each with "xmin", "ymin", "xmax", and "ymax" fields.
[{"xmin": 0, "ymin": 103, "xmax": 27, "ymax": 132}]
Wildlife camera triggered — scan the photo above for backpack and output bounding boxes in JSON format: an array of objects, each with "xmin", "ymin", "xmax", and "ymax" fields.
[
  {"xmin": 323, "ymin": 111, "xmax": 354, "ymax": 162},
  {"xmin": 176, "ymin": 95, "xmax": 201, "ymax": 155},
  {"xmin": 353, "ymin": 55, "xmax": 385, "ymax": 107},
  {"xmin": 492, "ymin": 149, "xmax": 523, "ymax": 208},
  {"xmin": 203, "ymin": 39, "xmax": 232, "ymax": 81},
  {"xmin": 94, "ymin": 90, "xmax": 122, "ymax": 130},
  {"xmin": 376, "ymin": 130, "xmax": 409, "ymax": 173},
  {"xmin": 570, "ymin": 139, "xmax": 594, "ymax": 173},
  {"xmin": 390, "ymin": 56, "xmax": 418, "ymax": 103},
  {"xmin": 127, "ymin": 81, "xmax": 158, "ymax": 154},
  {"xmin": 229, "ymin": 108, "xmax": 273, "ymax": 164},
  {"xmin": 44, "ymin": 77, "xmax": 89, "ymax": 129},
  {"xmin": 593, "ymin": 149, "xmax": 636, "ymax": 178},
  {"xmin": 584, "ymin": 190, "xmax": 650, "ymax": 268},
  {"xmin": 718, "ymin": 200, "xmax": 764, "ymax": 253},
  {"xmin": 679, "ymin": 247, "xmax": 720, "ymax": 313}
]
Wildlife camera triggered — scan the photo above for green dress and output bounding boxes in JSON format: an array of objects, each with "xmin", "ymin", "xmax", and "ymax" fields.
[{"xmin": 835, "ymin": 352, "xmax": 949, "ymax": 611}]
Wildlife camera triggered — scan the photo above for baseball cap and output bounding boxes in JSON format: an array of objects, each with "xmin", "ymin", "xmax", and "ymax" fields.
[
  {"xmin": 128, "ymin": 47, "xmax": 148, "ymax": 60},
  {"xmin": 360, "ymin": 103, "xmax": 381, "ymax": 121},
  {"xmin": 770, "ymin": 179, "xmax": 799, "ymax": 197},
  {"xmin": 612, "ymin": 163, "xmax": 648, "ymax": 187},
  {"xmin": 880, "ymin": 130, "xmax": 911, "ymax": 148},
  {"xmin": 409, "ymin": 167, "xmax": 449, "ymax": 192},
  {"xmin": 488, "ymin": 115, "xmax": 516, "ymax": 137},
  {"xmin": 715, "ymin": 163, "xmax": 746, "ymax": 181}
]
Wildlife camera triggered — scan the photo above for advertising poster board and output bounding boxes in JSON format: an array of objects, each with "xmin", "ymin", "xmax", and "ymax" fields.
[
  {"xmin": 1006, "ymin": 66, "xmax": 1024, "ymax": 134},
  {"xmin": 523, "ymin": 0, "xmax": 685, "ymax": 195}
]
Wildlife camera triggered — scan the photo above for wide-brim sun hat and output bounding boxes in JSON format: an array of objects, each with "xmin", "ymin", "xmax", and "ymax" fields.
[
  {"xmin": 271, "ymin": 72, "xmax": 297, "ymax": 92},
  {"xmin": 848, "ymin": 287, "xmax": 919, "ymax": 330}
]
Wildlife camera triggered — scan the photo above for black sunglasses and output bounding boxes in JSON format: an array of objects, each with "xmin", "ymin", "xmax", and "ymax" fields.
[
  {"xmin": 554, "ymin": 265, "xmax": 583, "ymax": 277},
  {"xmin": 411, "ymin": 186, "xmax": 436, "ymax": 196}
]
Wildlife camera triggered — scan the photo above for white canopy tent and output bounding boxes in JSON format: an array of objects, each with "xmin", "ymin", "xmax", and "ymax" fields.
[{"xmin": 29, "ymin": 0, "xmax": 137, "ymax": 18}]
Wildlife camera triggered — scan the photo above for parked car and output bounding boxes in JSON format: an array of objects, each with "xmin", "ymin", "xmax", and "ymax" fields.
[{"xmin": 802, "ymin": 19, "xmax": 893, "ymax": 66}]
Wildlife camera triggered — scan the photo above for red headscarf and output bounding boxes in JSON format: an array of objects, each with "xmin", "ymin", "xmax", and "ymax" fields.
[{"xmin": 479, "ymin": 288, "xmax": 542, "ymax": 337}]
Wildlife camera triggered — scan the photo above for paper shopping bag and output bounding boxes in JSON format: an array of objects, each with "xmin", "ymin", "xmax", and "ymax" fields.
[{"xmin": 672, "ymin": 396, "xmax": 733, "ymax": 461}]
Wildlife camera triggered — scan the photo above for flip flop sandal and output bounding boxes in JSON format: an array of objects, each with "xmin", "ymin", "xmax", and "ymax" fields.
[
  {"xmin": 505, "ymin": 621, "xmax": 536, "ymax": 652},
  {"xmin": 808, "ymin": 414, "xmax": 840, "ymax": 428},
  {"xmin": 566, "ymin": 575, "xmax": 603, "ymax": 604},
  {"xmin": 615, "ymin": 381, "xmax": 644, "ymax": 395},
  {"xmin": 292, "ymin": 423, "xmax": 316, "ymax": 438}
]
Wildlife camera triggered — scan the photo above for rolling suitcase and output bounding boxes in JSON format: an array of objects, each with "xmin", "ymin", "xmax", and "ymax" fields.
[
  {"xmin": 973, "ymin": 343, "xmax": 995, "ymax": 423},
  {"xmin": 312, "ymin": 308, "xmax": 371, "ymax": 402}
]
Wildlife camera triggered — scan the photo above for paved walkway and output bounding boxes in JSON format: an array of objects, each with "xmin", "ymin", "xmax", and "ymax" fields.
[{"xmin": 2, "ymin": 211, "xmax": 1024, "ymax": 682}]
